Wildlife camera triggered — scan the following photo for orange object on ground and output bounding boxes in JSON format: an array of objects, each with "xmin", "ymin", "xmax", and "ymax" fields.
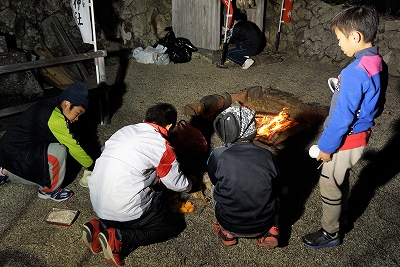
[{"xmin": 169, "ymin": 199, "xmax": 195, "ymax": 213}]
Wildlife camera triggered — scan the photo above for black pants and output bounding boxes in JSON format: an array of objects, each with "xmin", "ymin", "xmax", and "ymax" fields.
[
  {"xmin": 226, "ymin": 43, "xmax": 258, "ymax": 66},
  {"xmin": 100, "ymin": 191, "xmax": 186, "ymax": 258}
]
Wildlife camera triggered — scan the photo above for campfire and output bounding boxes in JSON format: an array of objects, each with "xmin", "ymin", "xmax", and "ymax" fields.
[
  {"xmin": 182, "ymin": 87, "xmax": 327, "ymax": 147},
  {"xmin": 255, "ymin": 108, "xmax": 298, "ymax": 145}
]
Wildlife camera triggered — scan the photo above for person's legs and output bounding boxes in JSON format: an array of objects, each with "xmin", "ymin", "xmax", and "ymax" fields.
[
  {"xmin": 227, "ymin": 44, "xmax": 258, "ymax": 69},
  {"xmin": 6, "ymin": 143, "xmax": 68, "ymax": 191},
  {"xmin": 303, "ymin": 147, "xmax": 364, "ymax": 248},
  {"xmin": 37, "ymin": 143, "xmax": 73, "ymax": 202},
  {"xmin": 256, "ymin": 225, "xmax": 279, "ymax": 249},
  {"xmin": 257, "ymin": 198, "xmax": 280, "ymax": 248},
  {"xmin": 214, "ymin": 221, "xmax": 238, "ymax": 246},
  {"xmin": 99, "ymin": 191, "xmax": 185, "ymax": 263},
  {"xmin": 82, "ymin": 218, "xmax": 106, "ymax": 254},
  {"xmin": 227, "ymin": 45, "xmax": 252, "ymax": 66},
  {"xmin": 40, "ymin": 143, "xmax": 67, "ymax": 192},
  {"xmin": 98, "ymin": 227, "xmax": 125, "ymax": 266},
  {"xmin": 6, "ymin": 143, "xmax": 72, "ymax": 201},
  {"xmin": 320, "ymin": 147, "xmax": 364, "ymax": 233},
  {"xmin": 214, "ymin": 218, "xmax": 278, "ymax": 248}
]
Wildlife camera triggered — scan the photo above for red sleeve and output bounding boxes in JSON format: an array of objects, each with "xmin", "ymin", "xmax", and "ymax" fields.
[{"xmin": 156, "ymin": 142, "xmax": 176, "ymax": 178}]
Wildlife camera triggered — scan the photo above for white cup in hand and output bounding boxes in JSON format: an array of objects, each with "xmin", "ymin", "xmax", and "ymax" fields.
[{"xmin": 309, "ymin": 145, "xmax": 320, "ymax": 158}]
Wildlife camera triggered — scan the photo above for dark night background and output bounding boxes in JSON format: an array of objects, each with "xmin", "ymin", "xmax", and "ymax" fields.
[{"xmin": 323, "ymin": 0, "xmax": 400, "ymax": 16}]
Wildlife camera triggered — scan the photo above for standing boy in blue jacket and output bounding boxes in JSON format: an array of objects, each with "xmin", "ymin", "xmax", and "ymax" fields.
[{"xmin": 303, "ymin": 5, "xmax": 388, "ymax": 249}]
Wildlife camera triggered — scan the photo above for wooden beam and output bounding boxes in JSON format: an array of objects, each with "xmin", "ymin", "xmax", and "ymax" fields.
[
  {"xmin": 37, "ymin": 39, "xmax": 82, "ymax": 83},
  {"xmin": 0, "ymin": 102, "xmax": 38, "ymax": 118},
  {"xmin": 0, "ymin": 50, "xmax": 107, "ymax": 75},
  {"xmin": 51, "ymin": 16, "xmax": 90, "ymax": 80}
]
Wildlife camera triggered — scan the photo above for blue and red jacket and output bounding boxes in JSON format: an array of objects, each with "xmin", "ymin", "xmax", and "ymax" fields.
[{"xmin": 318, "ymin": 46, "xmax": 388, "ymax": 154}]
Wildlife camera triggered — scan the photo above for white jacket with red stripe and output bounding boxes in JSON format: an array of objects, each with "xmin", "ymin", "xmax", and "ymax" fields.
[{"xmin": 88, "ymin": 122, "xmax": 191, "ymax": 222}]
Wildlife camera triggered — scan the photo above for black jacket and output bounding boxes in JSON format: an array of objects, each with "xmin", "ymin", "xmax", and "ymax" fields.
[
  {"xmin": 228, "ymin": 20, "xmax": 266, "ymax": 54},
  {"xmin": 207, "ymin": 142, "xmax": 282, "ymax": 234},
  {"xmin": 0, "ymin": 98, "xmax": 93, "ymax": 186}
]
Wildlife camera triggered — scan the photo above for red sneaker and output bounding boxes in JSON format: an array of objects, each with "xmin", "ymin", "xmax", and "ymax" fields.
[
  {"xmin": 214, "ymin": 221, "xmax": 238, "ymax": 246},
  {"xmin": 257, "ymin": 225, "xmax": 279, "ymax": 249},
  {"xmin": 98, "ymin": 228, "xmax": 125, "ymax": 266},
  {"xmin": 81, "ymin": 219, "xmax": 102, "ymax": 254}
]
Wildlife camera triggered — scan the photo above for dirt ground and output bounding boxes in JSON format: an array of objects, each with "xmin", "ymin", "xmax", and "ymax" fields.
[{"xmin": 0, "ymin": 50, "xmax": 399, "ymax": 267}]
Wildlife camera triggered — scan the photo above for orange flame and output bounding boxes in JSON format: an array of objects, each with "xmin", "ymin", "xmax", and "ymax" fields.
[{"xmin": 255, "ymin": 108, "xmax": 294, "ymax": 141}]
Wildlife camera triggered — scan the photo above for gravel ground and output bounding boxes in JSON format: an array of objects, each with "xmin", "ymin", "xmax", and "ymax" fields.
[{"xmin": 0, "ymin": 50, "xmax": 399, "ymax": 267}]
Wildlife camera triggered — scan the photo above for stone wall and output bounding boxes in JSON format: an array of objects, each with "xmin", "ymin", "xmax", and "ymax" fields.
[
  {"xmin": 0, "ymin": 0, "xmax": 173, "ymax": 56},
  {"xmin": 0, "ymin": 0, "xmax": 399, "ymax": 76},
  {"xmin": 0, "ymin": 36, "xmax": 45, "ymax": 109},
  {"xmin": 268, "ymin": 0, "xmax": 400, "ymax": 76}
]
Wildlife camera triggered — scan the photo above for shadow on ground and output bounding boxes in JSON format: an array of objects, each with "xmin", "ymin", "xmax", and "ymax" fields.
[{"xmin": 347, "ymin": 118, "xmax": 400, "ymax": 229}]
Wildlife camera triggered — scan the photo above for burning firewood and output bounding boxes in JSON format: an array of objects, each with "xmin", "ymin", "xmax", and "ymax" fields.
[{"xmin": 255, "ymin": 108, "xmax": 298, "ymax": 145}]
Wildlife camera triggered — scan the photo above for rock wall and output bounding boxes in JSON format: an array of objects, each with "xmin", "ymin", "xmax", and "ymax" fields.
[
  {"xmin": 0, "ymin": 36, "xmax": 45, "ymax": 109},
  {"xmin": 268, "ymin": 0, "xmax": 400, "ymax": 76},
  {"xmin": 0, "ymin": 0, "xmax": 399, "ymax": 76},
  {"xmin": 0, "ymin": 0, "xmax": 173, "ymax": 56}
]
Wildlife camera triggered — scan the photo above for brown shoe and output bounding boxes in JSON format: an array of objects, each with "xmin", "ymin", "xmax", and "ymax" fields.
[
  {"xmin": 257, "ymin": 225, "xmax": 279, "ymax": 249},
  {"xmin": 214, "ymin": 221, "xmax": 238, "ymax": 246}
]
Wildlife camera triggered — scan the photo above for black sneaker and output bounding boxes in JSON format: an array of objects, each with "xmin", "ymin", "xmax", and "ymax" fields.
[{"xmin": 302, "ymin": 228, "xmax": 341, "ymax": 249}]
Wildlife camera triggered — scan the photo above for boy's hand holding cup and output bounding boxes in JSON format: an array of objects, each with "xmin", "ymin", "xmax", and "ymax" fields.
[{"xmin": 309, "ymin": 145, "xmax": 324, "ymax": 169}]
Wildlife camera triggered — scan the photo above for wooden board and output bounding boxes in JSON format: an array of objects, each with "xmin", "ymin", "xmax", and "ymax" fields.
[
  {"xmin": 172, "ymin": 0, "xmax": 220, "ymax": 50},
  {"xmin": 0, "ymin": 50, "xmax": 106, "ymax": 75},
  {"xmin": 51, "ymin": 16, "xmax": 89, "ymax": 81}
]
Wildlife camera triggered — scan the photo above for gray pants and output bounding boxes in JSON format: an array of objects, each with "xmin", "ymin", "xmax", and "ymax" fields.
[
  {"xmin": 8, "ymin": 143, "xmax": 67, "ymax": 191},
  {"xmin": 319, "ymin": 146, "xmax": 365, "ymax": 233}
]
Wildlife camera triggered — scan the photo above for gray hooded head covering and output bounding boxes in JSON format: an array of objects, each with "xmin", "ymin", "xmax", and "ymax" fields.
[{"xmin": 213, "ymin": 105, "xmax": 256, "ymax": 144}]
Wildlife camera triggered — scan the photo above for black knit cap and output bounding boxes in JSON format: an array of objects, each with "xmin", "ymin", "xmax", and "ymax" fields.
[
  {"xmin": 233, "ymin": 12, "xmax": 247, "ymax": 22},
  {"xmin": 57, "ymin": 82, "xmax": 89, "ymax": 108}
]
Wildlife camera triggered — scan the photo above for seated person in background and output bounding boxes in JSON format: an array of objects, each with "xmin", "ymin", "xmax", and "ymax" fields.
[
  {"xmin": 226, "ymin": 12, "xmax": 266, "ymax": 69},
  {"xmin": 81, "ymin": 103, "xmax": 192, "ymax": 267},
  {"xmin": 207, "ymin": 105, "xmax": 282, "ymax": 248},
  {"xmin": 0, "ymin": 82, "xmax": 93, "ymax": 202}
]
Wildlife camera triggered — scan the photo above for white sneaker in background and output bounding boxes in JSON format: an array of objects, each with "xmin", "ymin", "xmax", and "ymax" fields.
[{"xmin": 242, "ymin": 58, "xmax": 254, "ymax": 69}]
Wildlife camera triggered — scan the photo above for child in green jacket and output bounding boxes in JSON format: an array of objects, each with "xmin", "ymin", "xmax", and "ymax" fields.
[{"xmin": 0, "ymin": 82, "xmax": 94, "ymax": 201}]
